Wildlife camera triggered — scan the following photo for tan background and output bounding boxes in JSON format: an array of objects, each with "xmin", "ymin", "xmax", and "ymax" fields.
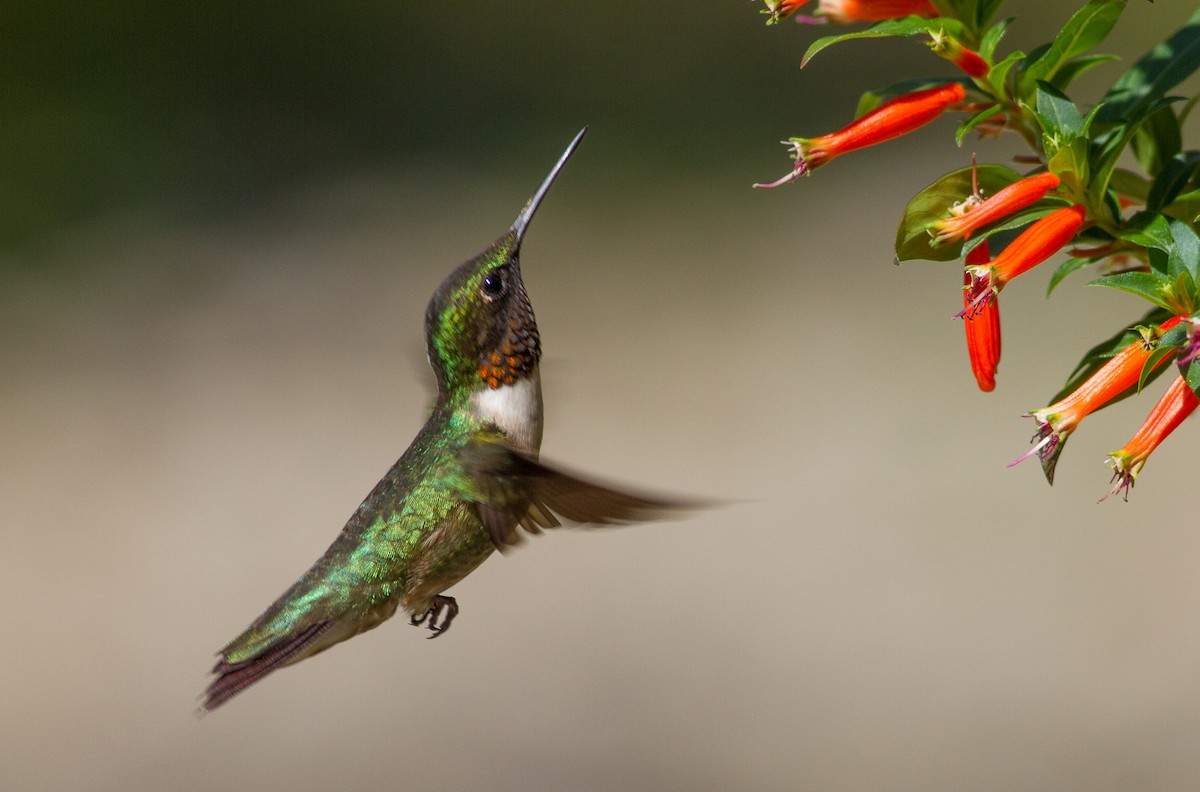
[{"xmin": 4, "ymin": 2, "xmax": 1200, "ymax": 790}]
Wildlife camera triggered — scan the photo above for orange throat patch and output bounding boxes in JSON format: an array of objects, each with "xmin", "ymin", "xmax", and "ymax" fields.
[{"xmin": 478, "ymin": 316, "xmax": 539, "ymax": 389}]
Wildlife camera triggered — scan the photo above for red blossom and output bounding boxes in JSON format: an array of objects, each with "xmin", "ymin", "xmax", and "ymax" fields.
[
  {"xmin": 960, "ymin": 204, "xmax": 1086, "ymax": 316},
  {"xmin": 754, "ymin": 83, "xmax": 965, "ymax": 187},
  {"xmin": 1104, "ymin": 375, "xmax": 1199, "ymax": 501},
  {"xmin": 930, "ymin": 172, "xmax": 1061, "ymax": 247},
  {"xmin": 928, "ymin": 32, "xmax": 989, "ymax": 79},
  {"xmin": 962, "ymin": 242, "xmax": 1000, "ymax": 392},
  {"xmin": 764, "ymin": 0, "xmax": 809, "ymax": 23},
  {"xmin": 1010, "ymin": 316, "xmax": 1184, "ymax": 468},
  {"xmin": 808, "ymin": 0, "xmax": 937, "ymax": 23}
]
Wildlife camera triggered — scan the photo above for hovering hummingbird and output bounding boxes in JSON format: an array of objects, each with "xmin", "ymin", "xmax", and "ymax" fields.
[{"xmin": 204, "ymin": 129, "xmax": 686, "ymax": 711}]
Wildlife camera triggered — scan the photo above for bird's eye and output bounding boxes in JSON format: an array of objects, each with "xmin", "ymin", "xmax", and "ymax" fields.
[{"xmin": 481, "ymin": 271, "xmax": 505, "ymax": 298}]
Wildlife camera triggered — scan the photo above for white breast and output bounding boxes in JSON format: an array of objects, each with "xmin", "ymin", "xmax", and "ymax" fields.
[{"xmin": 469, "ymin": 369, "xmax": 544, "ymax": 453}]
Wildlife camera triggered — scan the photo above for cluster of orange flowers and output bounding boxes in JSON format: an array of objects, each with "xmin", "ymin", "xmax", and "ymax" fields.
[{"xmin": 759, "ymin": 0, "xmax": 1198, "ymax": 499}]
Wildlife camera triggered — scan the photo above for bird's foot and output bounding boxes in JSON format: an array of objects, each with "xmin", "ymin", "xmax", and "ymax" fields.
[{"xmin": 412, "ymin": 595, "xmax": 459, "ymax": 638}]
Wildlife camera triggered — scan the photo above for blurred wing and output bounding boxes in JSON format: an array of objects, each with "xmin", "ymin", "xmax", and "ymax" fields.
[{"xmin": 458, "ymin": 432, "xmax": 693, "ymax": 548}]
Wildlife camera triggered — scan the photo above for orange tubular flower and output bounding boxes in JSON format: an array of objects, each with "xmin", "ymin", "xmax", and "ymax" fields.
[
  {"xmin": 1104, "ymin": 375, "xmax": 1199, "ymax": 501},
  {"xmin": 960, "ymin": 204, "xmax": 1086, "ymax": 315},
  {"xmin": 929, "ymin": 32, "xmax": 989, "ymax": 79},
  {"xmin": 1010, "ymin": 316, "xmax": 1184, "ymax": 468},
  {"xmin": 754, "ymin": 83, "xmax": 965, "ymax": 188},
  {"xmin": 764, "ymin": 0, "xmax": 809, "ymax": 24},
  {"xmin": 931, "ymin": 172, "xmax": 1061, "ymax": 247},
  {"xmin": 814, "ymin": 0, "xmax": 936, "ymax": 23},
  {"xmin": 962, "ymin": 242, "xmax": 1000, "ymax": 392}
]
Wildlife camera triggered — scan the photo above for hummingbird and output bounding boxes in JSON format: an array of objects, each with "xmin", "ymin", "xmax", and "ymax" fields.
[{"xmin": 203, "ymin": 129, "xmax": 685, "ymax": 711}]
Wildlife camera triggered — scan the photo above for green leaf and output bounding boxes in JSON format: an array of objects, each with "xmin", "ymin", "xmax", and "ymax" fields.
[
  {"xmin": 1139, "ymin": 345, "xmax": 1177, "ymax": 392},
  {"xmin": 979, "ymin": 17, "xmax": 1013, "ymax": 60},
  {"xmin": 1015, "ymin": 43, "xmax": 1050, "ymax": 92},
  {"xmin": 973, "ymin": 0, "xmax": 1008, "ymax": 31},
  {"xmin": 927, "ymin": 0, "xmax": 958, "ymax": 21},
  {"xmin": 1046, "ymin": 255, "xmax": 1093, "ymax": 296},
  {"xmin": 802, "ymin": 18, "xmax": 965, "ymax": 67},
  {"xmin": 1146, "ymin": 152, "xmax": 1200, "ymax": 212},
  {"xmin": 1034, "ymin": 82, "xmax": 1084, "ymax": 138},
  {"xmin": 1160, "ymin": 323, "xmax": 1188, "ymax": 350},
  {"xmin": 1117, "ymin": 214, "xmax": 1200, "ymax": 297},
  {"xmin": 1096, "ymin": 7, "xmax": 1200, "ymax": 124},
  {"xmin": 1183, "ymin": 357, "xmax": 1200, "ymax": 398},
  {"xmin": 987, "ymin": 50, "xmax": 1024, "ymax": 96},
  {"xmin": 1163, "ymin": 188, "xmax": 1200, "ymax": 224},
  {"xmin": 1019, "ymin": 1, "xmax": 1125, "ymax": 91},
  {"xmin": 1040, "ymin": 434, "xmax": 1066, "ymax": 486},
  {"xmin": 1167, "ymin": 218, "xmax": 1200, "ymax": 283},
  {"xmin": 1047, "ymin": 137, "xmax": 1089, "ymax": 197},
  {"xmin": 1108, "ymin": 168, "xmax": 1151, "ymax": 203},
  {"xmin": 1174, "ymin": 271, "xmax": 1198, "ymax": 315},
  {"xmin": 1087, "ymin": 271, "xmax": 1176, "ymax": 311},
  {"xmin": 1131, "ymin": 104, "xmax": 1182, "ymax": 177},
  {"xmin": 956, "ymin": 103, "xmax": 1004, "ymax": 146},
  {"xmin": 928, "ymin": 0, "xmax": 1002, "ymax": 32},
  {"xmin": 894, "ymin": 164, "xmax": 1022, "ymax": 263},
  {"xmin": 1049, "ymin": 54, "xmax": 1119, "ymax": 92},
  {"xmin": 1089, "ymin": 97, "xmax": 1181, "ymax": 203},
  {"xmin": 1117, "ymin": 211, "xmax": 1173, "ymax": 252},
  {"xmin": 1180, "ymin": 95, "xmax": 1200, "ymax": 127}
]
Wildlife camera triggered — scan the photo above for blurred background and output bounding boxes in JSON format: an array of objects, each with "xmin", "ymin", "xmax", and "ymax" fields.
[{"xmin": 5, "ymin": 1, "xmax": 1200, "ymax": 790}]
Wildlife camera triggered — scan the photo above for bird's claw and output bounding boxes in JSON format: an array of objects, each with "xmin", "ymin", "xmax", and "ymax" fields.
[{"xmin": 413, "ymin": 595, "xmax": 459, "ymax": 638}]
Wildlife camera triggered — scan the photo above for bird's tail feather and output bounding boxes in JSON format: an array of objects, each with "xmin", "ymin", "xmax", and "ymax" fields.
[{"xmin": 203, "ymin": 620, "xmax": 333, "ymax": 711}]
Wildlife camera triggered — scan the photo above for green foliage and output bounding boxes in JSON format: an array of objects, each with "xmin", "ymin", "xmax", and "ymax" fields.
[
  {"xmin": 1165, "ymin": 188, "xmax": 1200, "ymax": 224},
  {"xmin": 802, "ymin": 18, "xmax": 965, "ymax": 67},
  {"xmin": 931, "ymin": 0, "xmax": 1005, "ymax": 34},
  {"xmin": 1131, "ymin": 105, "xmax": 1183, "ymax": 177},
  {"xmin": 985, "ymin": 50, "xmax": 1024, "ymax": 96},
  {"xmin": 978, "ymin": 17, "xmax": 1012, "ymax": 60},
  {"xmin": 1089, "ymin": 96, "xmax": 1181, "ymax": 208},
  {"xmin": 1147, "ymin": 152, "xmax": 1200, "ymax": 213},
  {"xmin": 1034, "ymin": 83, "xmax": 1086, "ymax": 139},
  {"xmin": 1097, "ymin": 7, "xmax": 1200, "ymax": 124},
  {"xmin": 1048, "ymin": 54, "xmax": 1118, "ymax": 92},
  {"xmin": 1016, "ymin": 0, "xmax": 1125, "ymax": 96},
  {"xmin": 1088, "ymin": 272, "xmax": 1178, "ymax": 312},
  {"xmin": 1183, "ymin": 356, "xmax": 1200, "ymax": 395},
  {"xmin": 1045, "ymin": 254, "xmax": 1093, "ymax": 296},
  {"xmin": 1139, "ymin": 345, "xmax": 1176, "ymax": 393}
]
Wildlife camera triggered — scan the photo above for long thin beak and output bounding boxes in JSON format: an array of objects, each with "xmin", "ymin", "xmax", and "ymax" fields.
[{"xmin": 511, "ymin": 127, "xmax": 587, "ymax": 248}]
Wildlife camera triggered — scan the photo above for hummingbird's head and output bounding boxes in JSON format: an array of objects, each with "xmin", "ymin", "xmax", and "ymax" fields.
[
  {"xmin": 424, "ymin": 232, "xmax": 539, "ymax": 392},
  {"xmin": 423, "ymin": 129, "xmax": 585, "ymax": 394}
]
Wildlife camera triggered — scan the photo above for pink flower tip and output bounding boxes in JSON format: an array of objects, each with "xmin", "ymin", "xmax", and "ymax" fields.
[
  {"xmin": 955, "ymin": 266, "xmax": 995, "ymax": 319},
  {"xmin": 1100, "ymin": 467, "xmax": 1134, "ymax": 503},
  {"xmin": 1007, "ymin": 420, "xmax": 1059, "ymax": 468},
  {"xmin": 752, "ymin": 141, "xmax": 811, "ymax": 188}
]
